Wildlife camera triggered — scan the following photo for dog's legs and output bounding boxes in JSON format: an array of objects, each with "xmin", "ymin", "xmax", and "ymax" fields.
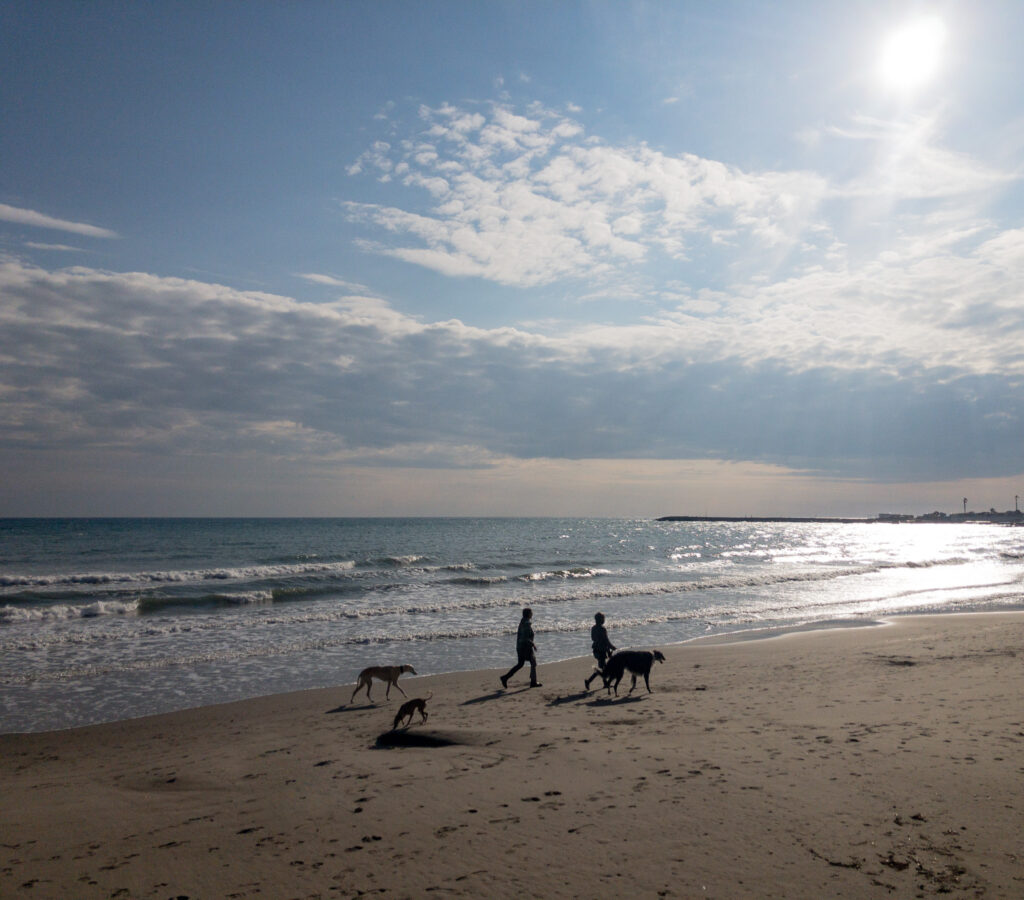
[
  {"xmin": 629, "ymin": 673, "xmax": 638, "ymax": 694},
  {"xmin": 395, "ymin": 683, "xmax": 408, "ymax": 698},
  {"xmin": 644, "ymin": 672, "xmax": 652, "ymax": 692},
  {"xmin": 350, "ymin": 680, "xmax": 365, "ymax": 704}
]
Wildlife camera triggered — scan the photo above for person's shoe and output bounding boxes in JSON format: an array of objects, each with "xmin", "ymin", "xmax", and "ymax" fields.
[
  {"xmin": 530, "ymin": 682, "xmax": 542, "ymax": 688},
  {"xmin": 500, "ymin": 675, "xmax": 508, "ymax": 689}
]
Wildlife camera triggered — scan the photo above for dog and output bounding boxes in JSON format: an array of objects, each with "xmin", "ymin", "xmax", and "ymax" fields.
[
  {"xmin": 601, "ymin": 649, "xmax": 666, "ymax": 696},
  {"xmin": 350, "ymin": 664, "xmax": 417, "ymax": 703},
  {"xmin": 392, "ymin": 692, "xmax": 432, "ymax": 730}
]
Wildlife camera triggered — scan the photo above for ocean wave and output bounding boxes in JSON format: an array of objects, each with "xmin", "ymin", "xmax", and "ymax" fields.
[
  {"xmin": 447, "ymin": 575, "xmax": 511, "ymax": 586},
  {"xmin": 0, "ymin": 598, "xmax": 140, "ymax": 624},
  {"xmin": 0, "ymin": 558, "xmax": 358, "ymax": 592},
  {"xmin": 204, "ymin": 590, "xmax": 275, "ymax": 606},
  {"xmin": 517, "ymin": 567, "xmax": 612, "ymax": 583},
  {"xmin": 901, "ymin": 557, "xmax": 967, "ymax": 568},
  {"xmin": 1, "ymin": 585, "xmax": 311, "ymax": 624},
  {"xmin": 0, "ymin": 557, "xmax": 983, "ymax": 651},
  {"xmin": 11, "ymin": 585, "xmax": 1024, "ymax": 687},
  {"xmin": 6, "ymin": 578, "xmax": 1023, "ymax": 686},
  {"xmin": 371, "ymin": 554, "xmax": 431, "ymax": 568}
]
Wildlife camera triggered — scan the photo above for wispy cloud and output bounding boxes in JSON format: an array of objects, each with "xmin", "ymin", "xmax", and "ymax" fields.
[
  {"xmin": 0, "ymin": 203, "xmax": 117, "ymax": 239},
  {"xmin": 24, "ymin": 242, "xmax": 84, "ymax": 252},
  {"xmin": 295, "ymin": 272, "xmax": 372, "ymax": 292},
  {"xmin": 830, "ymin": 115, "xmax": 1018, "ymax": 200}
]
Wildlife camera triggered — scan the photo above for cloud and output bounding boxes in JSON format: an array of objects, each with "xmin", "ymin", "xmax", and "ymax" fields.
[
  {"xmin": 344, "ymin": 102, "xmax": 829, "ymax": 288},
  {"xmin": 831, "ymin": 115, "xmax": 1018, "ymax": 201},
  {"xmin": 3, "ymin": 106, "xmax": 1021, "ymax": 497},
  {"xmin": 295, "ymin": 272, "xmax": 372, "ymax": 292},
  {"xmin": 343, "ymin": 101, "xmax": 1021, "ymax": 314},
  {"xmin": 2, "ymin": 257, "xmax": 1022, "ymax": 484},
  {"xmin": 0, "ymin": 203, "xmax": 118, "ymax": 238},
  {"xmin": 24, "ymin": 242, "xmax": 83, "ymax": 252}
]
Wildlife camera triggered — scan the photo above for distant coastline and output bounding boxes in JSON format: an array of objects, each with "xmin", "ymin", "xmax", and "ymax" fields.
[{"xmin": 658, "ymin": 510, "xmax": 1024, "ymax": 525}]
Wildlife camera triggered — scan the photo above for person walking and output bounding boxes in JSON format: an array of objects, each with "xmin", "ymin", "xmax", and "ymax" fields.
[
  {"xmin": 501, "ymin": 608, "xmax": 541, "ymax": 688},
  {"xmin": 584, "ymin": 611, "xmax": 616, "ymax": 690}
]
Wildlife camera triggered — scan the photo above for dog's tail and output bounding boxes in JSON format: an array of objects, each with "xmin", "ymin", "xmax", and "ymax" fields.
[{"xmin": 424, "ymin": 691, "xmax": 433, "ymax": 701}]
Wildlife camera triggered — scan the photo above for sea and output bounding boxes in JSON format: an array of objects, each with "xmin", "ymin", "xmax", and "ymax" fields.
[{"xmin": 2, "ymin": 517, "xmax": 1023, "ymax": 734}]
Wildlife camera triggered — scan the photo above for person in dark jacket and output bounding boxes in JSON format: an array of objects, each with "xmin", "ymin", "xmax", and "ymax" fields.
[
  {"xmin": 501, "ymin": 608, "xmax": 541, "ymax": 688},
  {"xmin": 584, "ymin": 611, "xmax": 616, "ymax": 690}
]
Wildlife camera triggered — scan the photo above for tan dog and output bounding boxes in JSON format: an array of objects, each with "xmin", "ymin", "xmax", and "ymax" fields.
[
  {"xmin": 392, "ymin": 692, "xmax": 431, "ymax": 730},
  {"xmin": 350, "ymin": 664, "xmax": 417, "ymax": 703}
]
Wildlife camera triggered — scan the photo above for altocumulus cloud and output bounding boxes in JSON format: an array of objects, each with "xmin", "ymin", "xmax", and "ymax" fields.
[
  {"xmin": 344, "ymin": 101, "xmax": 831, "ymax": 288},
  {"xmin": 2, "ymin": 252, "xmax": 1023, "ymax": 482}
]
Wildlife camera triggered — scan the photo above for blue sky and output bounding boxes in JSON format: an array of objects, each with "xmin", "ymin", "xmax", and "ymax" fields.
[{"xmin": 2, "ymin": 1, "xmax": 1023, "ymax": 516}]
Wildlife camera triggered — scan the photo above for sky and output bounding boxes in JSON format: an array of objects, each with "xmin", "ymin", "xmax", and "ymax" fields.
[{"xmin": 2, "ymin": 0, "xmax": 1023, "ymax": 517}]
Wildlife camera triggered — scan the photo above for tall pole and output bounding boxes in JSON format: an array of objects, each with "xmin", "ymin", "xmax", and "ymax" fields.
[
  {"xmin": 963, "ymin": 497, "xmax": 968, "ymax": 515},
  {"xmin": 1017, "ymin": 495, "xmax": 1020, "ymax": 513}
]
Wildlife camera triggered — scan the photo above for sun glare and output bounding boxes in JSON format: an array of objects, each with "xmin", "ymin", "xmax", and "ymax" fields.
[{"xmin": 878, "ymin": 16, "xmax": 946, "ymax": 91}]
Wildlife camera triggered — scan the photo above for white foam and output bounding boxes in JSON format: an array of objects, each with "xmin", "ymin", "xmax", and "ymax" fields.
[
  {"xmin": 0, "ymin": 598, "xmax": 139, "ymax": 624},
  {"xmin": 0, "ymin": 559, "xmax": 357, "ymax": 592}
]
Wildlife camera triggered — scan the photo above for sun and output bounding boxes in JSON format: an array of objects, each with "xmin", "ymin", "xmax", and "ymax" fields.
[{"xmin": 877, "ymin": 16, "xmax": 947, "ymax": 91}]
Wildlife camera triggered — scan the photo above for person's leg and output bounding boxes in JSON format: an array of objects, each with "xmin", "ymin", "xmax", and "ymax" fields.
[
  {"xmin": 528, "ymin": 649, "xmax": 540, "ymax": 686},
  {"xmin": 502, "ymin": 649, "xmax": 528, "ymax": 687}
]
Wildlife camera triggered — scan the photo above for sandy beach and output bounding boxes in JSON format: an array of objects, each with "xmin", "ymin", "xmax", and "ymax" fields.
[{"xmin": 2, "ymin": 612, "xmax": 1022, "ymax": 899}]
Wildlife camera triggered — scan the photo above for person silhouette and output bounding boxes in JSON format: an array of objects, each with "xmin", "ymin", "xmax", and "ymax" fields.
[
  {"xmin": 584, "ymin": 612, "xmax": 616, "ymax": 690},
  {"xmin": 500, "ymin": 608, "xmax": 541, "ymax": 688}
]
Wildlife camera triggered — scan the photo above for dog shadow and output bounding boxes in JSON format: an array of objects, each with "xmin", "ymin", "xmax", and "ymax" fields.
[
  {"xmin": 374, "ymin": 729, "xmax": 459, "ymax": 749},
  {"xmin": 588, "ymin": 694, "xmax": 645, "ymax": 707},
  {"xmin": 326, "ymin": 702, "xmax": 376, "ymax": 714},
  {"xmin": 548, "ymin": 690, "xmax": 591, "ymax": 706}
]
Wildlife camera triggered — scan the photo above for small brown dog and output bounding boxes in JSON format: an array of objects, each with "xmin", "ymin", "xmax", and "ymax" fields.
[
  {"xmin": 392, "ymin": 692, "xmax": 431, "ymax": 730},
  {"xmin": 350, "ymin": 664, "xmax": 417, "ymax": 703}
]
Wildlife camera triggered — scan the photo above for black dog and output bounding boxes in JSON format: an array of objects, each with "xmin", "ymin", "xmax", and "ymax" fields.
[
  {"xmin": 601, "ymin": 649, "xmax": 666, "ymax": 696},
  {"xmin": 392, "ymin": 692, "xmax": 431, "ymax": 730}
]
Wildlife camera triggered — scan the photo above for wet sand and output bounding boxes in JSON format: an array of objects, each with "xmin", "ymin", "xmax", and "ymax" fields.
[{"xmin": 2, "ymin": 613, "xmax": 1022, "ymax": 898}]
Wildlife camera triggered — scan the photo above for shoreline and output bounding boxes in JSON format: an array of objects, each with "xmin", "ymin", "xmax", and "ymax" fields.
[
  {"xmin": 3, "ymin": 611, "xmax": 1023, "ymax": 898},
  {"xmin": 6, "ymin": 516, "xmax": 1022, "ymax": 738},
  {"xmin": 7, "ymin": 605, "xmax": 1024, "ymax": 737}
]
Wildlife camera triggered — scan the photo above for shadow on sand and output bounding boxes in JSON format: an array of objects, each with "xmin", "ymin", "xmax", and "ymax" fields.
[
  {"xmin": 460, "ymin": 690, "xmax": 510, "ymax": 706},
  {"xmin": 587, "ymin": 694, "xmax": 645, "ymax": 707},
  {"xmin": 374, "ymin": 729, "xmax": 463, "ymax": 749},
  {"xmin": 547, "ymin": 690, "xmax": 591, "ymax": 706},
  {"xmin": 326, "ymin": 702, "xmax": 376, "ymax": 714}
]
